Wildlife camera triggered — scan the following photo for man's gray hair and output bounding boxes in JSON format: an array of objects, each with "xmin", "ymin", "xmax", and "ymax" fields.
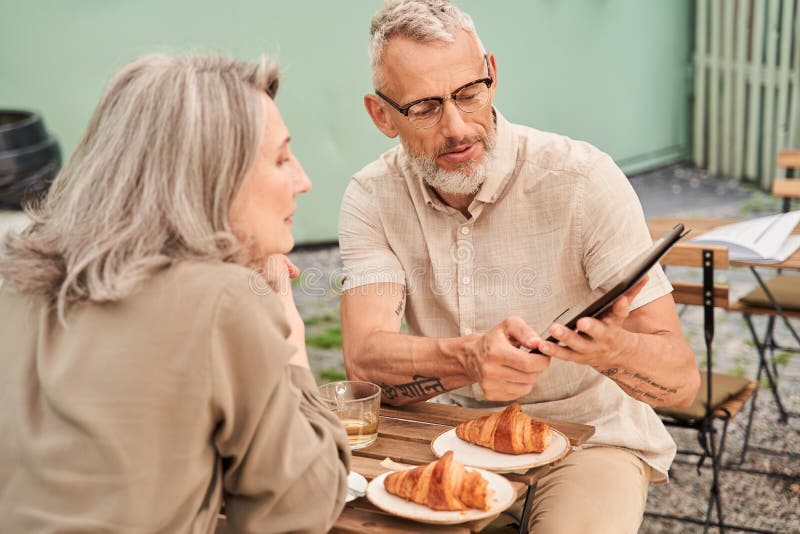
[
  {"xmin": 0, "ymin": 54, "xmax": 279, "ymax": 322},
  {"xmin": 369, "ymin": 0, "xmax": 485, "ymax": 90}
]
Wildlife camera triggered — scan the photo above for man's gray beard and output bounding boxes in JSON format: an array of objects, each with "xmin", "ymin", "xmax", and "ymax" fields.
[{"xmin": 403, "ymin": 132, "xmax": 497, "ymax": 196}]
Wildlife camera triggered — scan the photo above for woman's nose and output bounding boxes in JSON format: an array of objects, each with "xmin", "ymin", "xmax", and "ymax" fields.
[{"xmin": 294, "ymin": 164, "xmax": 312, "ymax": 195}]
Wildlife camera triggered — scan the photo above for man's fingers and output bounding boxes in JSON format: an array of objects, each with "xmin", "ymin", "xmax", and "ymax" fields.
[
  {"xmin": 538, "ymin": 338, "xmax": 580, "ymax": 362},
  {"xmin": 499, "ymin": 316, "xmax": 540, "ymax": 349},
  {"xmin": 549, "ymin": 323, "xmax": 594, "ymax": 353},
  {"xmin": 589, "ymin": 274, "xmax": 650, "ymax": 326},
  {"xmin": 481, "ymin": 362, "xmax": 542, "ymax": 384},
  {"xmin": 508, "ymin": 351, "xmax": 550, "ymax": 374},
  {"xmin": 608, "ymin": 276, "xmax": 646, "ymax": 319},
  {"xmin": 623, "ymin": 275, "xmax": 648, "ymax": 302},
  {"xmin": 481, "ymin": 330, "xmax": 549, "ymax": 375}
]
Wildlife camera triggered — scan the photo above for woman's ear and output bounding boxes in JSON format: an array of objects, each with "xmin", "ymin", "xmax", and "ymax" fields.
[{"xmin": 364, "ymin": 94, "xmax": 399, "ymax": 138}]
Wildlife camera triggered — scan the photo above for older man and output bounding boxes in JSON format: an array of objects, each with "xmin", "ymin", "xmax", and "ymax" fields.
[{"xmin": 339, "ymin": 1, "xmax": 699, "ymax": 531}]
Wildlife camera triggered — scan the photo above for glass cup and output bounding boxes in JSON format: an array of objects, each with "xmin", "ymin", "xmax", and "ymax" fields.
[{"xmin": 318, "ymin": 381, "xmax": 381, "ymax": 450}]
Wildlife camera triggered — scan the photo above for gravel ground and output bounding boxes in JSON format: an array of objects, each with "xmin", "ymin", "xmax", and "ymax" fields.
[{"xmin": 289, "ymin": 164, "xmax": 800, "ymax": 534}]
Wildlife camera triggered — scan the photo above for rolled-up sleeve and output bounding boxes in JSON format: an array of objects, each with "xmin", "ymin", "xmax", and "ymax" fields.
[
  {"xmin": 210, "ymin": 282, "xmax": 349, "ymax": 534},
  {"xmin": 338, "ymin": 177, "xmax": 406, "ymax": 291}
]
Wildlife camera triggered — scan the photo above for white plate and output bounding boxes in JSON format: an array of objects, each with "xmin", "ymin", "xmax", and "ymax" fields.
[
  {"xmin": 431, "ymin": 428, "xmax": 570, "ymax": 473},
  {"xmin": 346, "ymin": 471, "xmax": 368, "ymax": 502},
  {"xmin": 366, "ymin": 468, "xmax": 515, "ymax": 525}
]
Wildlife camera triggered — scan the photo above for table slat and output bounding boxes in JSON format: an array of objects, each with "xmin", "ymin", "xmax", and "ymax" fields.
[
  {"xmin": 356, "ymin": 436, "xmax": 437, "ymax": 465},
  {"xmin": 350, "ymin": 455, "xmax": 391, "ymax": 480},
  {"xmin": 379, "ymin": 417, "xmax": 450, "ymax": 443},
  {"xmin": 332, "ymin": 507, "xmax": 472, "ymax": 534},
  {"xmin": 346, "ymin": 500, "xmax": 516, "ymax": 534},
  {"xmin": 380, "ymin": 403, "xmax": 594, "ymax": 446}
]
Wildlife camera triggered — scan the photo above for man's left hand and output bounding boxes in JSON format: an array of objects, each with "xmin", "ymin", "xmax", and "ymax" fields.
[{"xmin": 538, "ymin": 275, "xmax": 649, "ymax": 368}]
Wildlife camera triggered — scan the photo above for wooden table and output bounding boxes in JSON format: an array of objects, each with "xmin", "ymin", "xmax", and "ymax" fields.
[
  {"xmin": 331, "ymin": 402, "xmax": 595, "ymax": 534},
  {"xmin": 647, "ymin": 216, "xmax": 800, "ymax": 270}
]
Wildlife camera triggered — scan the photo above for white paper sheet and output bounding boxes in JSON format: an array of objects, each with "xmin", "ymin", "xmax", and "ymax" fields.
[{"xmin": 689, "ymin": 210, "xmax": 800, "ymax": 261}]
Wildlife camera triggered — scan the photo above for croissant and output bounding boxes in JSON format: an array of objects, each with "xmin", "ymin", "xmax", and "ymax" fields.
[
  {"xmin": 384, "ymin": 451, "xmax": 490, "ymax": 511},
  {"xmin": 455, "ymin": 403, "xmax": 552, "ymax": 455}
]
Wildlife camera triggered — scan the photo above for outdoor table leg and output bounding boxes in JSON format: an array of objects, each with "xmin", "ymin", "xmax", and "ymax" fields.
[
  {"xmin": 749, "ymin": 267, "xmax": 800, "ymax": 350},
  {"xmin": 517, "ymin": 483, "xmax": 536, "ymax": 534},
  {"xmin": 743, "ymin": 313, "xmax": 789, "ymax": 422}
]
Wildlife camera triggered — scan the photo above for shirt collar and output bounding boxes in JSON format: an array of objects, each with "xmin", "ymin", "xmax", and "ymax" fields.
[{"xmin": 473, "ymin": 109, "xmax": 518, "ymax": 204}]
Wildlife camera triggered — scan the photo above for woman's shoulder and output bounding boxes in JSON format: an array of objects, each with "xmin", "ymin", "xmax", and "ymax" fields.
[
  {"xmin": 165, "ymin": 260, "xmax": 253, "ymax": 290},
  {"xmin": 130, "ymin": 261, "xmax": 280, "ymax": 313},
  {"xmin": 137, "ymin": 261, "xmax": 284, "ymax": 320}
]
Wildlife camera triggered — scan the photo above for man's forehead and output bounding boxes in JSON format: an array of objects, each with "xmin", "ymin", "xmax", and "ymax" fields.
[{"xmin": 379, "ymin": 31, "xmax": 485, "ymax": 97}]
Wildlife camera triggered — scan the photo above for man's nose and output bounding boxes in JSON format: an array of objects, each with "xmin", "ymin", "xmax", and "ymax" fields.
[{"xmin": 437, "ymin": 99, "xmax": 469, "ymax": 139}]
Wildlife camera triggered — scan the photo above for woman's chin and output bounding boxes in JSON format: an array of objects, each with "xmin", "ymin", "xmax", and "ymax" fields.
[
  {"xmin": 281, "ymin": 234, "xmax": 295, "ymax": 253},
  {"xmin": 268, "ymin": 235, "xmax": 295, "ymax": 256}
]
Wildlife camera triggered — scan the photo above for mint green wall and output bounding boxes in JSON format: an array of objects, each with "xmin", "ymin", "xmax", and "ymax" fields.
[{"xmin": 1, "ymin": 1, "xmax": 691, "ymax": 243}]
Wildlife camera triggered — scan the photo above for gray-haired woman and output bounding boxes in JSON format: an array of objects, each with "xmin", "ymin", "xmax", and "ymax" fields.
[{"xmin": 0, "ymin": 54, "xmax": 349, "ymax": 533}]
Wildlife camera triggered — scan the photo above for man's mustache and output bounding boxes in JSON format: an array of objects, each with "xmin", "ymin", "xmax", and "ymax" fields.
[{"xmin": 436, "ymin": 135, "xmax": 486, "ymax": 156}]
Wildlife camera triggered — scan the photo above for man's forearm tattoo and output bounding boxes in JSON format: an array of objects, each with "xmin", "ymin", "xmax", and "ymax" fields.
[
  {"xmin": 601, "ymin": 368, "xmax": 677, "ymax": 402},
  {"xmin": 394, "ymin": 291, "xmax": 406, "ymax": 316},
  {"xmin": 380, "ymin": 375, "xmax": 445, "ymax": 400}
]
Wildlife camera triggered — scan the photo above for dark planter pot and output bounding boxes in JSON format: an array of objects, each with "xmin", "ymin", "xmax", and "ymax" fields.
[
  {"xmin": 0, "ymin": 159, "xmax": 59, "ymax": 206},
  {"xmin": 0, "ymin": 110, "xmax": 47, "ymax": 151},
  {"xmin": 0, "ymin": 110, "xmax": 61, "ymax": 209},
  {"xmin": 0, "ymin": 136, "xmax": 61, "ymax": 176}
]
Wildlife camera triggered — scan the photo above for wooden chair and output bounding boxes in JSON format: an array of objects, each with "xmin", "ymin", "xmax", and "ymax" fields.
[
  {"xmin": 726, "ymin": 149, "xmax": 800, "ymax": 461},
  {"xmin": 653, "ymin": 244, "xmax": 758, "ymax": 533}
]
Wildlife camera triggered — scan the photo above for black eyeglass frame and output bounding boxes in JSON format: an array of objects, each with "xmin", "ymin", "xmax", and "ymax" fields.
[{"xmin": 375, "ymin": 54, "xmax": 493, "ymax": 123}]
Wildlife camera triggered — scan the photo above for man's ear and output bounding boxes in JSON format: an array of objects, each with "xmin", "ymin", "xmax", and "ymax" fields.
[
  {"xmin": 364, "ymin": 94, "xmax": 399, "ymax": 138},
  {"xmin": 487, "ymin": 52, "xmax": 498, "ymax": 99}
]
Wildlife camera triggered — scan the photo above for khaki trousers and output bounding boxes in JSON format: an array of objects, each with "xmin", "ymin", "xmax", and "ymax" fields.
[{"xmin": 485, "ymin": 446, "xmax": 652, "ymax": 534}]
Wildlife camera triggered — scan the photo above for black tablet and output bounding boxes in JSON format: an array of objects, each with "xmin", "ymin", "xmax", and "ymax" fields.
[{"xmin": 531, "ymin": 223, "xmax": 686, "ymax": 353}]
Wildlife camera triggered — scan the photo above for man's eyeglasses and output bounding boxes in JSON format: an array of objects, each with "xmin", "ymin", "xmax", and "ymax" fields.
[{"xmin": 375, "ymin": 55, "xmax": 493, "ymax": 130}]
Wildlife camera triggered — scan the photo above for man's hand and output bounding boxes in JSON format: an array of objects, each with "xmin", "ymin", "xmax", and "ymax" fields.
[
  {"xmin": 465, "ymin": 317, "xmax": 550, "ymax": 401},
  {"xmin": 538, "ymin": 276, "xmax": 649, "ymax": 368}
]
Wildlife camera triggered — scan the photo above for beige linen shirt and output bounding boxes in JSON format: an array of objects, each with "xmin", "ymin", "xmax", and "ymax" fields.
[
  {"xmin": 339, "ymin": 111, "xmax": 677, "ymax": 482},
  {"xmin": 0, "ymin": 262, "xmax": 349, "ymax": 533}
]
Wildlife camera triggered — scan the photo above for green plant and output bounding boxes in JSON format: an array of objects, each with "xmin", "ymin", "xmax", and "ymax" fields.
[
  {"xmin": 317, "ymin": 368, "xmax": 347, "ymax": 383},
  {"xmin": 306, "ymin": 325, "xmax": 343, "ymax": 349},
  {"xmin": 305, "ymin": 312, "xmax": 337, "ymax": 327},
  {"xmin": 738, "ymin": 191, "xmax": 781, "ymax": 215},
  {"xmin": 773, "ymin": 351, "xmax": 793, "ymax": 367},
  {"xmin": 729, "ymin": 366, "xmax": 746, "ymax": 377}
]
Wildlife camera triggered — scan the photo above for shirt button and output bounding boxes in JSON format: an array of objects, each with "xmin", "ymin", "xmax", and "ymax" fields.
[
  {"xmin": 462, "ymin": 276, "xmax": 471, "ymax": 284},
  {"xmin": 464, "ymin": 328, "xmax": 473, "ymax": 335},
  {"xmin": 461, "ymin": 226, "xmax": 470, "ymax": 235}
]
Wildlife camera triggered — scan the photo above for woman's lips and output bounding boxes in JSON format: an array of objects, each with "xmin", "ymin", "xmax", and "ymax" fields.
[{"xmin": 437, "ymin": 143, "xmax": 477, "ymax": 164}]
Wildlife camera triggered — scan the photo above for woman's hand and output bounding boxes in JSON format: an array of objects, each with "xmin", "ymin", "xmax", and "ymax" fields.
[{"xmin": 263, "ymin": 255, "xmax": 309, "ymax": 369}]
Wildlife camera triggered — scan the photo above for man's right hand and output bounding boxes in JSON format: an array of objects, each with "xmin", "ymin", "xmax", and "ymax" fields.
[
  {"xmin": 341, "ymin": 284, "xmax": 550, "ymax": 405},
  {"xmin": 464, "ymin": 317, "xmax": 550, "ymax": 401}
]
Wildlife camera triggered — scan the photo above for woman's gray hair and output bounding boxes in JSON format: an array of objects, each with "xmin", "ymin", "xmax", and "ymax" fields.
[
  {"xmin": 0, "ymin": 54, "xmax": 279, "ymax": 322},
  {"xmin": 369, "ymin": 0, "xmax": 485, "ymax": 90}
]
